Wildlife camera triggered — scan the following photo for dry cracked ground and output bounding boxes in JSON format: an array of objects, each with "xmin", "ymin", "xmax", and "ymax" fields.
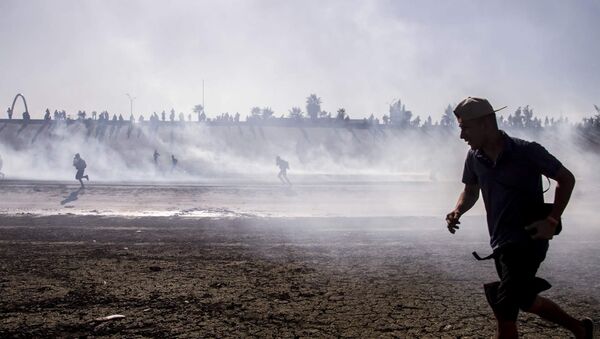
[{"xmin": 1, "ymin": 215, "xmax": 598, "ymax": 338}]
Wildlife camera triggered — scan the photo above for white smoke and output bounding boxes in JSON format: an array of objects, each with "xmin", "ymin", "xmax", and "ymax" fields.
[{"xmin": 1, "ymin": 120, "xmax": 597, "ymax": 185}]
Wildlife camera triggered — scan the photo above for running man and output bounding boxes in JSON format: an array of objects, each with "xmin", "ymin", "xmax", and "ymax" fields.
[
  {"xmin": 153, "ymin": 150, "xmax": 160, "ymax": 164},
  {"xmin": 276, "ymin": 155, "xmax": 291, "ymax": 185},
  {"xmin": 73, "ymin": 153, "xmax": 89, "ymax": 188},
  {"xmin": 171, "ymin": 154, "xmax": 178, "ymax": 171},
  {"xmin": 446, "ymin": 97, "xmax": 593, "ymax": 338}
]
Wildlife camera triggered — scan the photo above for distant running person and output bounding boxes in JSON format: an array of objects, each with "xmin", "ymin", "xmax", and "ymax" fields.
[
  {"xmin": 73, "ymin": 153, "xmax": 89, "ymax": 188},
  {"xmin": 171, "ymin": 154, "xmax": 178, "ymax": 171},
  {"xmin": 276, "ymin": 156, "xmax": 291, "ymax": 185},
  {"xmin": 153, "ymin": 150, "xmax": 160, "ymax": 164}
]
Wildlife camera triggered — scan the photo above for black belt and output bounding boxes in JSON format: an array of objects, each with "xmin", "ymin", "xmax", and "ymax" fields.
[{"xmin": 472, "ymin": 250, "xmax": 497, "ymax": 261}]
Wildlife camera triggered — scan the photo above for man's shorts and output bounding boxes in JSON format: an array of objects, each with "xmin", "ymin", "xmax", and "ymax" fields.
[
  {"xmin": 75, "ymin": 169, "xmax": 85, "ymax": 180},
  {"xmin": 484, "ymin": 240, "xmax": 551, "ymax": 321}
]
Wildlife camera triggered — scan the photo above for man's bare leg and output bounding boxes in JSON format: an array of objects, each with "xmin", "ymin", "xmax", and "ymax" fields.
[
  {"xmin": 278, "ymin": 173, "xmax": 286, "ymax": 184},
  {"xmin": 496, "ymin": 320, "xmax": 518, "ymax": 339},
  {"xmin": 524, "ymin": 296, "xmax": 587, "ymax": 338}
]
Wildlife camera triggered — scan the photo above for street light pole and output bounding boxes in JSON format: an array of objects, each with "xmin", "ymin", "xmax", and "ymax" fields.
[{"xmin": 125, "ymin": 93, "xmax": 136, "ymax": 118}]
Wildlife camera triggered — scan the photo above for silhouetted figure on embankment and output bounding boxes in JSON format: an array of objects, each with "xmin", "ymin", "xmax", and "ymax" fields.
[
  {"xmin": 153, "ymin": 150, "xmax": 160, "ymax": 165},
  {"xmin": 171, "ymin": 155, "xmax": 178, "ymax": 172},
  {"xmin": 73, "ymin": 153, "xmax": 89, "ymax": 188},
  {"xmin": 276, "ymin": 156, "xmax": 291, "ymax": 185}
]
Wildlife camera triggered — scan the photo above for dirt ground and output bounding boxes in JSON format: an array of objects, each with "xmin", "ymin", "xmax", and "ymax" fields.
[{"xmin": 1, "ymin": 214, "xmax": 598, "ymax": 338}]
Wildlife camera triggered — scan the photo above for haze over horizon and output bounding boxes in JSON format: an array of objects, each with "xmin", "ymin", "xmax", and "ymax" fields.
[{"xmin": 1, "ymin": 0, "xmax": 599, "ymax": 120}]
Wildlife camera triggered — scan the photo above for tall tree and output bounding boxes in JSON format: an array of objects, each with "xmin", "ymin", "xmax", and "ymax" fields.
[
  {"xmin": 511, "ymin": 107, "xmax": 524, "ymax": 128},
  {"xmin": 193, "ymin": 104, "xmax": 204, "ymax": 122},
  {"xmin": 250, "ymin": 107, "xmax": 261, "ymax": 120},
  {"xmin": 411, "ymin": 116, "xmax": 421, "ymax": 127},
  {"xmin": 193, "ymin": 104, "xmax": 204, "ymax": 114},
  {"xmin": 288, "ymin": 107, "xmax": 303, "ymax": 119},
  {"xmin": 440, "ymin": 104, "xmax": 455, "ymax": 128},
  {"xmin": 306, "ymin": 94, "xmax": 322, "ymax": 120},
  {"xmin": 522, "ymin": 105, "xmax": 534, "ymax": 128},
  {"xmin": 262, "ymin": 107, "xmax": 274, "ymax": 119},
  {"xmin": 423, "ymin": 116, "xmax": 433, "ymax": 129}
]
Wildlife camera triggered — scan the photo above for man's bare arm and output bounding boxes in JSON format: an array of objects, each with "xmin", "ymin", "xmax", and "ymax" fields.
[
  {"xmin": 525, "ymin": 167, "xmax": 575, "ymax": 240},
  {"xmin": 525, "ymin": 166, "xmax": 575, "ymax": 240},
  {"xmin": 548, "ymin": 166, "xmax": 575, "ymax": 221},
  {"xmin": 446, "ymin": 183, "xmax": 480, "ymax": 233},
  {"xmin": 455, "ymin": 183, "xmax": 480, "ymax": 215}
]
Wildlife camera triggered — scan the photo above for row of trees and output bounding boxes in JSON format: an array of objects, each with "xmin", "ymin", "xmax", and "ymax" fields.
[
  {"xmin": 580, "ymin": 105, "xmax": 600, "ymax": 129},
  {"xmin": 7, "ymin": 94, "xmax": 595, "ymax": 132},
  {"xmin": 237, "ymin": 94, "xmax": 577, "ymax": 130},
  {"xmin": 239, "ymin": 95, "xmax": 460, "ymax": 128}
]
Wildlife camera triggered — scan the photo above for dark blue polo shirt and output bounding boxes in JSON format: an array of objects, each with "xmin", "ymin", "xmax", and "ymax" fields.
[{"xmin": 462, "ymin": 131, "xmax": 563, "ymax": 249}]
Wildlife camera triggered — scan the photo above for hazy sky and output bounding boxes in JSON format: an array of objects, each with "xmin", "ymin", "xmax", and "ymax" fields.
[{"xmin": 1, "ymin": 0, "xmax": 598, "ymax": 120}]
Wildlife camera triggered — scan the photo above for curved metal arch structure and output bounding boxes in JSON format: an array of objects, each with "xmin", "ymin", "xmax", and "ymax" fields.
[{"xmin": 10, "ymin": 93, "xmax": 29, "ymax": 117}]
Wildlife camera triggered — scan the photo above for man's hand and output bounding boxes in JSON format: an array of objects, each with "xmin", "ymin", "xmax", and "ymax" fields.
[
  {"xmin": 445, "ymin": 210, "xmax": 461, "ymax": 234},
  {"xmin": 525, "ymin": 218, "xmax": 558, "ymax": 240}
]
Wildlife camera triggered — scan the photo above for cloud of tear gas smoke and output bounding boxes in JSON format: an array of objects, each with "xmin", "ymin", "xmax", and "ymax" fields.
[
  {"xmin": 0, "ymin": 121, "xmax": 461, "ymax": 182},
  {"xmin": 0, "ymin": 121, "xmax": 598, "ymax": 189}
]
